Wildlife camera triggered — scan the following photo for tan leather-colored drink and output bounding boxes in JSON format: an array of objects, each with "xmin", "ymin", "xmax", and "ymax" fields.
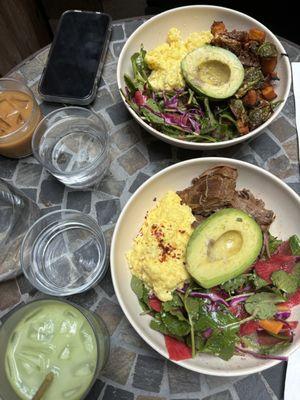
[{"xmin": 0, "ymin": 79, "xmax": 41, "ymax": 158}]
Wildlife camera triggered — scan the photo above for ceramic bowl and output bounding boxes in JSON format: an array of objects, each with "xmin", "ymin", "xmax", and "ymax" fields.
[
  {"xmin": 111, "ymin": 158, "xmax": 300, "ymax": 376},
  {"xmin": 117, "ymin": 6, "xmax": 291, "ymax": 150}
]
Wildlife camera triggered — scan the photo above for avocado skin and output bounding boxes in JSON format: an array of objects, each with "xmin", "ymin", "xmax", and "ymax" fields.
[
  {"xmin": 181, "ymin": 45, "xmax": 245, "ymax": 100},
  {"xmin": 186, "ymin": 208, "xmax": 263, "ymax": 289}
]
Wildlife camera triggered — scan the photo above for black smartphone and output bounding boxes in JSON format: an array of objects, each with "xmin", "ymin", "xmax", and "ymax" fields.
[{"xmin": 39, "ymin": 10, "xmax": 111, "ymax": 105}]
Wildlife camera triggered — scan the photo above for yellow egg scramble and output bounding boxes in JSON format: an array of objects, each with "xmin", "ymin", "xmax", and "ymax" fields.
[
  {"xmin": 126, "ymin": 191, "xmax": 195, "ymax": 301},
  {"xmin": 145, "ymin": 27, "xmax": 213, "ymax": 91}
]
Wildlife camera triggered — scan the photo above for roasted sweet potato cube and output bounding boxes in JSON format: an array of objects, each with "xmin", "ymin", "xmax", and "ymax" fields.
[
  {"xmin": 249, "ymin": 28, "xmax": 266, "ymax": 43},
  {"xmin": 211, "ymin": 21, "xmax": 226, "ymax": 35},
  {"xmin": 262, "ymin": 85, "xmax": 277, "ymax": 100},
  {"xmin": 243, "ymin": 90, "xmax": 258, "ymax": 107},
  {"xmin": 261, "ymin": 57, "xmax": 277, "ymax": 75}
]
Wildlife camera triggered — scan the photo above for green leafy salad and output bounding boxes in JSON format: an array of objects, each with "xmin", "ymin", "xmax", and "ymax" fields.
[
  {"xmin": 131, "ymin": 234, "xmax": 300, "ymax": 361},
  {"xmin": 123, "ymin": 21, "xmax": 282, "ymax": 143}
]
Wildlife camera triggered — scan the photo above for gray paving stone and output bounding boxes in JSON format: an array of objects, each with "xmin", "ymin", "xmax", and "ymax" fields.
[
  {"xmin": 85, "ymin": 379, "xmax": 105, "ymax": 400},
  {"xmin": 249, "ymin": 134, "xmax": 281, "ymax": 160},
  {"xmin": 40, "ymin": 205, "xmax": 61, "ymax": 216},
  {"xmin": 116, "ymin": 318, "xmax": 148, "ymax": 350},
  {"xmin": 177, "ymin": 148, "xmax": 203, "ymax": 160},
  {"xmin": 269, "ymin": 117, "xmax": 297, "ymax": 142},
  {"xmin": 98, "ymin": 179, "xmax": 125, "ymax": 197},
  {"xmin": 66, "ymin": 190, "xmax": 92, "ymax": 213},
  {"xmin": 17, "ymin": 274, "xmax": 37, "ymax": 295},
  {"xmin": 103, "ymin": 226, "xmax": 114, "ymax": 249},
  {"xmin": 68, "ymin": 288, "xmax": 98, "ymax": 308},
  {"xmin": 137, "ymin": 397, "xmax": 166, "ymax": 400},
  {"xmin": 40, "ymin": 101, "xmax": 63, "ymax": 116},
  {"xmin": 118, "ymin": 147, "xmax": 148, "ymax": 175},
  {"xmin": 283, "ymin": 94, "xmax": 295, "ymax": 121},
  {"xmin": 267, "ymin": 154, "xmax": 291, "ymax": 179},
  {"xmin": 19, "ymin": 188, "xmax": 37, "ymax": 202},
  {"xmin": 107, "ymin": 102, "xmax": 132, "ymax": 125},
  {"xmin": 111, "ymin": 24, "xmax": 125, "ymax": 41},
  {"xmin": 133, "ymin": 355, "xmax": 164, "ymax": 392},
  {"xmin": 112, "ymin": 122, "xmax": 140, "ymax": 151},
  {"xmin": 92, "ymin": 88, "xmax": 114, "ymax": 111},
  {"xmin": 262, "ymin": 362, "xmax": 286, "ymax": 400},
  {"xmin": 104, "ymin": 48, "xmax": 115, "ymax": 64},
  {"xmin": 98, "ymin": 268, "xmax": 115, "ymax": 297},
  {"xmin": 0, "ymin": 156, "xmax": 18, "ymax": 179},
  {"xmin": 167, "ymin": 361, "xmax": 201, "ymax": 394},
  {"xmin": 234, "ymin": 374, "xmax": 273, "ymax": 400},
  {"xmin": 102, "ymin": 385, "xmax": 134, "ymax": 400},
  {"xmin": 103, "ymin": 346, "xmax": 136, "ymax": 384},
  {"xmin": 129, "ymin": 172, "xmax": 150, "ymax": 193},
  {"xmin": 113, "ymin": 41, "xmax": 125, "ymax": 57},
  {"xmin": 205, "ymin": 376, "xmax": 238, "ymax": 390},
  {"xmin": 96, "ymin": 297, "xmax": 123, "ymax": 335},
  {"xmin": 37, "ymin": 48, "xmax": 49, "ymax": 65},
  {"xmin": 125, "ymin": 19, "xmax": 144, "ymax": 37},
  {"xmin": 238, "ymin": 153, "xmax": 258, "ymax": 165},
  {"xmin": 281, "ymin": 41, "xmax": 299, "ymax": 61},
  {"xmin": 95, "ymin": 198, "xmax": 120, "ymax": 225},
  {"xmin": 202, "ymin": 390, "xmax": 233, "ymax": 400},
  {"xmin": 289, "ymin": 182, "xmax": 300, "ymax": 194},
  {"xmin": 283, "ymin": 139, "xmax": 298, "ymax": 162},
  {"xmin": 16, "ymin": 163, "xmax": 43, "ymax": 186},
  {"xmin": 147, "ymin": 141, "xmax": 172, "ymax": 161},
  {"xmin": 39, "ymin": 175, "xmax": 65, "ymax": 206},
  {"xmin": 109, "ymin": 83, "xmax": 122, "ymax": 103},
  {"xmin": 102, "ymin": 63, "xmax": 117, "ymax": 85}
]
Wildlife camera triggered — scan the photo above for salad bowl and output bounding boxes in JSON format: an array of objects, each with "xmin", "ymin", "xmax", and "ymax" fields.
[
  {"xmin": 117, "ymin": 5, "xmax": 291, "ymax": 150},
  {"xmin": 110, "ymin": 158, "xmax": 300, "ymax": 376}
]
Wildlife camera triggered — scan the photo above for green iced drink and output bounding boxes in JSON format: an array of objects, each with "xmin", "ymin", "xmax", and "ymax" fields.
[{"xmin": 5, "ymin": 300, "xmax": 98, "ymax": 400}]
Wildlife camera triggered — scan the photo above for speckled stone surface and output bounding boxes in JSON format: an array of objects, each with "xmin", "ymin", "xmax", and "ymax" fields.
[{"xmin": 0, "ymin": 17, "xmax": 299, "ymax": 400}]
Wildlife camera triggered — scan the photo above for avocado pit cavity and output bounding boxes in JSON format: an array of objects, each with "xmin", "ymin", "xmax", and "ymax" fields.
[{"xmin": 198, "ymin": 60, "xmax": 231, "ymax": 86}]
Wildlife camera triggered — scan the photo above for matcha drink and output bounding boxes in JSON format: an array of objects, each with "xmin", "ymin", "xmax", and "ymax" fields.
[{"xmin": 5, "ymin": 300, "xmax": 98, "ymax": 400}]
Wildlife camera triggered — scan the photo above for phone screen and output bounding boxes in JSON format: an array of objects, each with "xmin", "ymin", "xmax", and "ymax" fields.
[{"xmin": 39, "ymin": 11, "xmax": 111, "ymax": 101}]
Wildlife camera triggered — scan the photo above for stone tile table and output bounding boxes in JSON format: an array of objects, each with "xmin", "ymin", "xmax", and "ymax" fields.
[{"xmin": 0, "ymin": 17, "xmax": 299, "ymax": 400}]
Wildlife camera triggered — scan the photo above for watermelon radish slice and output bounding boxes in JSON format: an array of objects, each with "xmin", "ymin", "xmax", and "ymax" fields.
[{"xmin": 164, "ymin": 335, "xmax": 192, "ymax": 361}]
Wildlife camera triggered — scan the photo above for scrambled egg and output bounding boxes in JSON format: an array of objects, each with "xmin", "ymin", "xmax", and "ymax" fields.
[
  {"xmin": 126, "ymin": 191, "xmax": 195, "ymax": 301},
  {"xmin": 145, "ymin": 27, "xmax": 213, "ymax": 91}
]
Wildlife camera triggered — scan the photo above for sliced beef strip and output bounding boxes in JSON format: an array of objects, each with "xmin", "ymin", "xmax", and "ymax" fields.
[
  {"xmin": 178, "ymin": 165, "xmax": 275, "ymax": 231},
  {"xmin": 231, "ymin": 189, "xmax": 275, "ymax": 231},
  {"xmin": 177, "ymin": 165, "xmax": 237, "ymax": 213}
]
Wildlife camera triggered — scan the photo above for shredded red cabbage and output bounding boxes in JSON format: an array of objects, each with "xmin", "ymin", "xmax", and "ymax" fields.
[
  {"xmin": 229, "ymin": 295, "xmax": 252, "ymax": 307},
  {"xmin": 275, "ymin": 311, "xmax": 291, "ymax": 320},
  {"xmin": 177, "ymin": 288, "xmax": 229, "ymax": 307}
]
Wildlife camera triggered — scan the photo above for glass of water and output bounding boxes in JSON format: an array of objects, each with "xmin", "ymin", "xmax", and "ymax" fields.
[
  {"xmin": 32, "ymin": 107, "xmax": 110, "ymax": 189},
  {"xmin": 20, "ymin": 210, "xmax": 107, "ymax": 296}
]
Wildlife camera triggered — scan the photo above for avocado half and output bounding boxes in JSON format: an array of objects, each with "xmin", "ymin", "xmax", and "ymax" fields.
[
  {"xmin": 181, "ymin": 45, "xmax": 244, "ymax": 99},
  {"xmin": 186, "ymin": 208, "xmax": 262, "ymax": 289}
]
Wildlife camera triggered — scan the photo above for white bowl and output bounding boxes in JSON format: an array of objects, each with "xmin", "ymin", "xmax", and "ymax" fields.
[
  {"xmin": 111, "ymin": 158, "xmax": 300, "ymax": 376},
  {"xmin": 117, "ymin": 5, "xmax": 291, "ymax": 150}
]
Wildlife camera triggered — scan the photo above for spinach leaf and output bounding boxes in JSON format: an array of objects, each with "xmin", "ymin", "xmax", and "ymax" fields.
[
  {"xmin": 131, "ymin": 47, "xmax": 150, "ymax": 84},
  {"xmin": 220, "ymin": 274, "xmax": 249, "ymax": 294},
  {"xmin": 268, "ymin": 234, "xmax": 283, "ymax": 255},
  {"xmin": 131, "ymin": 275, "xmax": 144, "ymax": 299},
  {"xmin": 169, "ymin": 309, "xmax": 187, "ymax": 321},
  {"xmin": 204, "ymin": 98, "xmax": 217, "ymax": 126},
  {"xmin": 271, "ymin": 270, "xmax": 298, "ymax": 294},
  {"xmin": 124, "ymin": 74, "xmax": 139, "ymax": 94},
  {"xmin": 163, "ymin": 293, "xmax": 183, "ymax": 312},
  {"xmin": 150, "ymin": 316, "xmax": 169, "ymax": 335},
  {"xmin": 249, "ymin": 272, "xmax": 269, "ymax": 289},
  {"xmin": 292, "ymin": 263, "xmax": 300, "ymax": 285},
  {"xmin": 204, "ymin": 330, "xmax": 237, "ymax": 361},
  {"xmin": 161, "ymin": 313, "xmax": 191, "ymax": 336},
  {"xmin": 245, "ymin": 292, "xmax": 284, "ymax": 319},
  {"xmin": 186, "ymin": 334, "xmax": 205, "ymax": 352},
  {"xmin": 140, "ymin": 107, "xmax": 164, "ymax": 124},
  {"xmin": 289, "ymin": 235, "xmax": 300, "ymax": 256}
]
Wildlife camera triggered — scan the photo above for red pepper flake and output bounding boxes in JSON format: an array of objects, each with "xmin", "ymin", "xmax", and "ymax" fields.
[
  {"xmin": 179, "ymin": 229, "xmax": 186, "ymax": 234},
  {"xmin": 153, "ymin": 197, "xmax": 157, "ymax": 201}
]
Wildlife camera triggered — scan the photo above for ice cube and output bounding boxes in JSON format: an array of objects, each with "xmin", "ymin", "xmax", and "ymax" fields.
[
  {"xmin": 73, "ymin": 362, "xmax": 95, "ymax": 377},
  {"xmin": 79, "ymin": 324, "xmax": 95, "ymax": 353},
  {"xmin": 60, "ymin": 319, "xmax": 78, "ymax": 336},
  {"xmin": 59, "ymin": 345, "xmax": 71, "ymax": 360},
  {"xmin": 63, "ymin": 386, "xmax": 81, "ymax": 398},
  {"xmin": 28, "ymin": 319, "xmax": 54, "ymax": 342}
]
